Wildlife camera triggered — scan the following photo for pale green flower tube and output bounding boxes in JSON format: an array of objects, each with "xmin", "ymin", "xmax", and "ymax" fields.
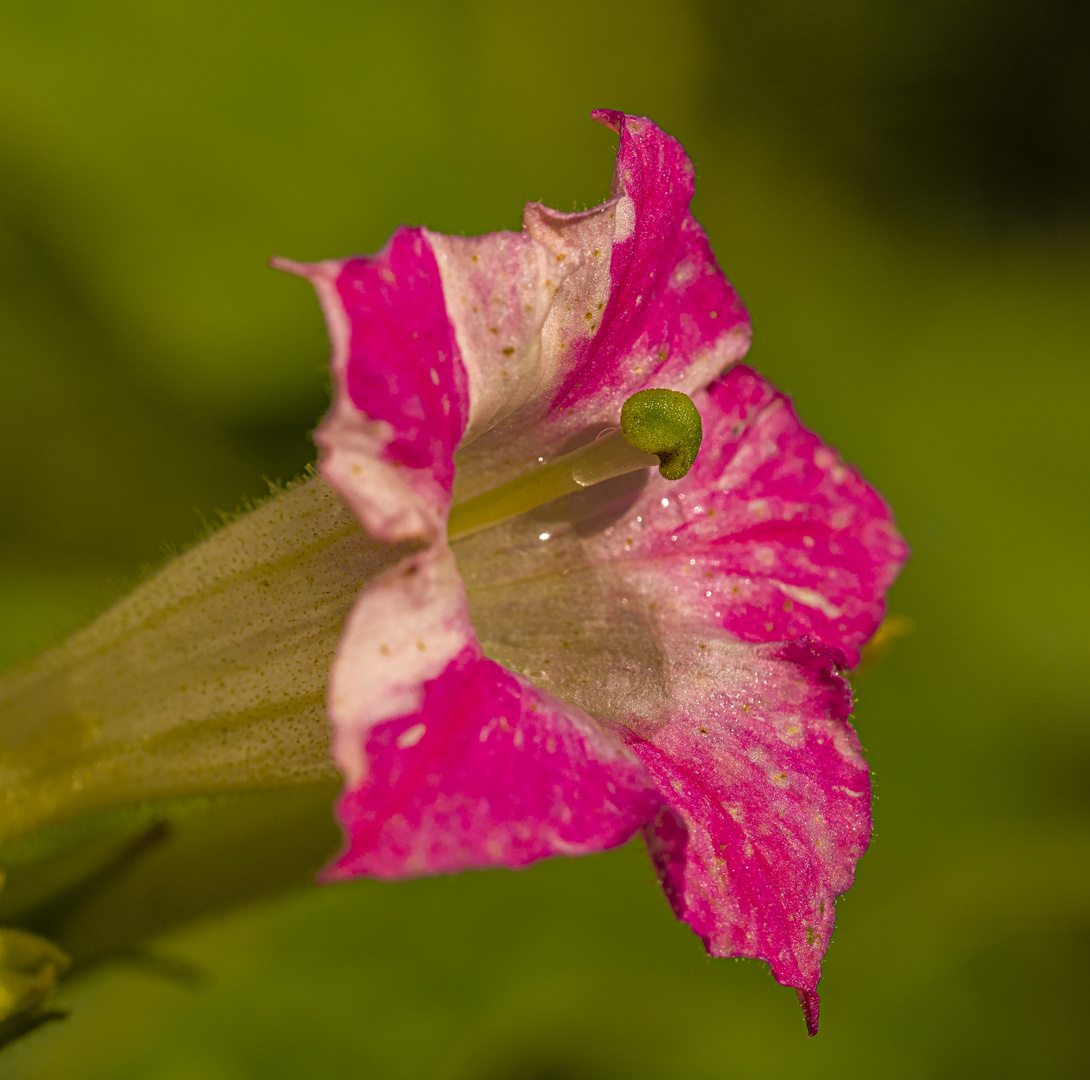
[{"xmin": 0, "ymin": 477, "xmax": 408, "ymax": 965}]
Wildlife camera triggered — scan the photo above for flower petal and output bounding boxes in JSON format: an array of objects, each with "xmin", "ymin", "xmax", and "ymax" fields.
[
  {"xmin": 326, "ymin": 642, "xmax": 663, "ymax": 880},
  {"xmin": 276, "ymin": 227, "xmax": 469, "ymax": 543},
  {"xmin": 438, "ymin": 111, "xmax": 752, "ymax": 498},
  {"xmin": 325, "ymin": 534, "xmax": 662, "ymax": 878},
  {"xmin": 425, "ymin": 226, "xmax": 571, "ymax": 451},
  {"xmin": 328, "ymin": 544, "xmax": 471, "ymax": 789},
  {"xmin": 556, "ymin": 110, "xmax": 752, "ymax": 406},
  {"xmin": 596, "ymin": 364, "xmax": 909, "ymax": 665},
  {"xmin": 627, "ymin": 638, "xmax": 868, "ymax": 1031},
  {"xmin": 460, "ymin": 513, "xmax": 870, "ymax": 1024}
]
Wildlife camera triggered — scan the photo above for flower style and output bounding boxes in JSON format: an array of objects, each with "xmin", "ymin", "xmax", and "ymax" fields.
[{"xmin": 279, "ymin": 110, "xmax": 907, "ymax": 1034}]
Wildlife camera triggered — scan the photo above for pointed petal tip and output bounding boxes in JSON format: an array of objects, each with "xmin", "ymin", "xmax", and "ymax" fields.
[
  {"xmin": 591, "ymin": 107, "xmax": 624, "ymax": 133},
  {"xmin": 796, "ymin": 988, "xmax": 820, "ymax": 1037},
  {"xmin": 269, "ymin": 255, "xmax": 307, "ymax": 275},
  {"xmin": 269, "ymin": 255, "xmax": 339, "ymax": 280}
]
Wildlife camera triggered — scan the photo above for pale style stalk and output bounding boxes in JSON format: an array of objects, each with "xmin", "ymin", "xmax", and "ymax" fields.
[{"xmin": 447, "ymin": 430, "xmax": 657, "ymax": 541}]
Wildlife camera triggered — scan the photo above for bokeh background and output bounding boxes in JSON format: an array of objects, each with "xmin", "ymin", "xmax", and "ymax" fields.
[{"xmin": 2, "ymin": 1, "xmax": 1089, "ymax": 1076}]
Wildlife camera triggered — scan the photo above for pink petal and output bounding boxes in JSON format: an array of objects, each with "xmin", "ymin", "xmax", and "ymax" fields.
[
  {"xmin": 425, "ymin": 226, "xmax": 571, "ymax": 451},
  {"xmin": 326, "ymin": 644, "xmax": 663, "ymax": 880},
  {"xmin": 325, "ymin": 537, "xmax": 662, "ymax": 879},
  {"xmin": 276, "ymin": 227, "xmax": 468, "ymax": 543},
  {"xmin": 435, "ymin": 111, "xmax": 753, "ymax": 497},
  {"xmin": 552, "ymin": 110, "xmax": 751, "ymax": 408},
  {"xmin": 460, "ymin": 505, "xmax": 874, "ymax": 1027},
  {"xmin": 328, "ymin": 544, "xmax": 472, "ymax": 788},
  {"xmin": 627, "ymin": 639, "xmax": 868, "ymax": 1032},
  {"xmin": 589, "ymin": 364, "xmax": 908, "ymax": 665}
]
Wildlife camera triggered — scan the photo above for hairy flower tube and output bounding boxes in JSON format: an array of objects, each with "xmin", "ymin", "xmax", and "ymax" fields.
[{"xmin": 273, "ymin": 110, "xmax": 908, "ymax": 1034}]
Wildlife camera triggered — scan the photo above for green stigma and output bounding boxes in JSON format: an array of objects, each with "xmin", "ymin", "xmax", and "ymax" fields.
[{"xmin": 619, "ymin": 388, "xmax": 703, "ymax": 479}]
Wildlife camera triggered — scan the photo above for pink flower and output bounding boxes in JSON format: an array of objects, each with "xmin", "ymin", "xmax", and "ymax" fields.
[{"xmin": 277, "ymin": 111, "xmax": 907, "ymax": 1034}]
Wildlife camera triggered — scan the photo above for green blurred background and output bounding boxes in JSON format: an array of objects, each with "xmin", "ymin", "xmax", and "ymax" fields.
[{"xmin": 2, "ymin": 0, "xmax": 1088, "ymax": 1076}]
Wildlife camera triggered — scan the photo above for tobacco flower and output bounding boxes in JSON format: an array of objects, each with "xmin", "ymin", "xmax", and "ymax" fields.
[{"xmin": 278, "ymin": 110, "xmax": 907, "ymax": 1033}]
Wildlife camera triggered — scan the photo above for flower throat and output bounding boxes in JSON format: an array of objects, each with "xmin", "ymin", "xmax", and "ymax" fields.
[{"xmin": 447, "ymin": 388, "xmax": 703, "ymax": 541}]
